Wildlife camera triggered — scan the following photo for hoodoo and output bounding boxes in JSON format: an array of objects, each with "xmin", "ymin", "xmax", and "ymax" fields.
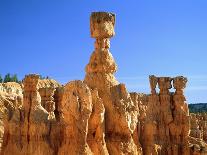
[{"xmin": 0, "ymin": 12, "xmax": 206, "ymax": 155}]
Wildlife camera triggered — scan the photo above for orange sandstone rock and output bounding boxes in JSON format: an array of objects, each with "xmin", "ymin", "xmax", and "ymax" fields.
[{"xmin": 0, "ymin": 11, "xmax": 206, "ymax": 155}]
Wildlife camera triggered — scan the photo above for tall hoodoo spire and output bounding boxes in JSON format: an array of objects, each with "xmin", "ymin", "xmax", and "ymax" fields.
[
  {"xmin": 85, "ymin": 12, "xmax": 118, "ymax": 92},
  {"xmin": 85, "ymin": 12, "xmax": 141, "ymax": 155}
]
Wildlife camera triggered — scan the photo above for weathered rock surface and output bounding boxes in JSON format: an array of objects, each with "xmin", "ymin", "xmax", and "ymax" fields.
[
  {"xmin": 85, "ymin": 12, "xmax": 141, "ymax": 155},
  {"xmin": 0, "ymin": 11, "xmax": 206, "ymax": 155},
  {"xmin": 189, "ymin": 113, "xmax": 207, "ymax": 154}
]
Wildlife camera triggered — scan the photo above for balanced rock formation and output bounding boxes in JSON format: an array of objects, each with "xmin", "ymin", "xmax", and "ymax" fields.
[
  {"xmin": 0, "ymin": 11, "xmax": 206, "ymax": 155},
  {"xmin": 85, "ymin": 12, "xmax": 141, "ymax": 155}
]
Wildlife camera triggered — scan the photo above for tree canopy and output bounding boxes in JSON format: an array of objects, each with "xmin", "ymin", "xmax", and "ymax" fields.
[
  {"xmin": 0, "ymin": 74, "xmax": 49, "ymax": 83},
  {"xmin": 2, "ymin": 73, "xmax": 20, "ymax": 83}
]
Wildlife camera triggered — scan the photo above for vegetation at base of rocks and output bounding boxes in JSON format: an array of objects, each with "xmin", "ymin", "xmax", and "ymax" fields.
[{"xmin": 189, "ymin": 103, "xmax": 207, "ymax": 113}]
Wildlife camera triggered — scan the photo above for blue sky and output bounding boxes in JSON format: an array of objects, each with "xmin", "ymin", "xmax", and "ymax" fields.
[{"xmin": 0, "ymin": 0, "xmax": 207, "ymax": 103}]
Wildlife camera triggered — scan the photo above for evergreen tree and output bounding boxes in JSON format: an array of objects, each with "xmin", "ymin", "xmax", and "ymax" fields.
[
  {"xmin": 40, "ymin": 75, "xmax": 50, "ymax": 79},
  {"xmin": 4, "ymin": 73, "xmax": 11, "ymax": 83},
  {"xmin": 11, "ymin": 74, "xmax": 19, "ymax": 83},
  {"xmin": 40, "ymin": 75, "xmax": 45, "ymax": 79},
  {"xmin": 0, "ymin": 75, "xmax": 2, "ymax": 83}
]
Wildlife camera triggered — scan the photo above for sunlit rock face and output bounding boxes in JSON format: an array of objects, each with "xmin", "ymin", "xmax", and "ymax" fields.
[
  {"xmin": 189, "ymin": 113, "xmax": 207, "ymax": 154},
  {"xmin": 84, "ymin": 12, "xmax": 141, "ymax": 155},
  {"xmin": 0, "ymin": 12, "xmax": 206, "ymax": 155},
  {"xmin": 138, "ymin": 76, "xmax": 191, "ymax": 155}
]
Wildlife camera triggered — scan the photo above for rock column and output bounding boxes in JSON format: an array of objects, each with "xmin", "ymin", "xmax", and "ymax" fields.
[
  {"xmin": 84, "ymin": 12, "xmax": 141, "ymax": 155},
  {"xmin": 172, "ymin": 76, "xmax": 190, "ymax": 154}
]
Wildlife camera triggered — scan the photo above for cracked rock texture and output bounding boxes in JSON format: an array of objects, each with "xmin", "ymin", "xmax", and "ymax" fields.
[{"xmin": 0, "ymin": 12, "xmax": 206, "ymax": 155}]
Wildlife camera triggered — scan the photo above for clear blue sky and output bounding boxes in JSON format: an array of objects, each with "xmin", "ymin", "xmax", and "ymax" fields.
[{"xmin": 0, "ymin": 0, "xmax": 207, "ymax": 103}]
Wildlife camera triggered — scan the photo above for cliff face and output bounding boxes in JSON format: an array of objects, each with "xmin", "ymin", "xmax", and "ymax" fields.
[{"xmin": 0, "ymin": 12, "xmax": 206, "ymax": 155}]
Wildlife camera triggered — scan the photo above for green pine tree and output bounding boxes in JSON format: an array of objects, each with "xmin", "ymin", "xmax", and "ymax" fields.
[
  {"xmin": 4, "ymin": 73, "xmax": 11, "ymax": 83},
  {"xmin": 40, "ymin": 75, "xmax": 50, "ymax": 79},
  {"xmin": 11, "ymin": 74, "xmax": 19, "ymax": 83},
  {"xmin": 40, "ymin": 75, "xmax": 45, "ymax": 79},
  {"xmin": 0, "ymin": 75, "xmax": 2, "ymax": 83}
]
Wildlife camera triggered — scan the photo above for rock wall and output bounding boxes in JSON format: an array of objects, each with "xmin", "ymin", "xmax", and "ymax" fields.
[{"xmin": 0, "ymin": 11, "xmax": 206, "ymax": 155}]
